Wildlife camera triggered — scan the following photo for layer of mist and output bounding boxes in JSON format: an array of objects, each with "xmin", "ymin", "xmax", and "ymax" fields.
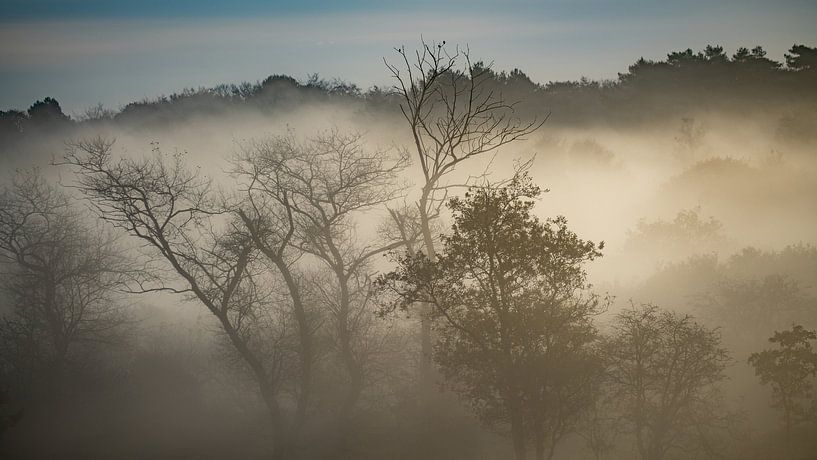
[{"xmin": 1, "ymin": 43, "xmax": 816, "ymax": 460}]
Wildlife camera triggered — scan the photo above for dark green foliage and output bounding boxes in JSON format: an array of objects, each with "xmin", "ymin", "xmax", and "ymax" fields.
[
  {"xmin": 785, "ymin": 45, "xmax": 817, "ymax": 71},
  {"xmin": 27, "ymin": 97, "xmax": 70, "ymax": 124}
]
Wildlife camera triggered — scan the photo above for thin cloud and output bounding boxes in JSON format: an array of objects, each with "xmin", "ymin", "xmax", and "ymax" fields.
[{"xmin": 0, "ymin": 5, "xmax": 815, "ymax": 111}]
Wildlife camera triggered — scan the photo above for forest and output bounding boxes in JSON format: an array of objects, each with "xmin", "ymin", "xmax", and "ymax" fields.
[{"xmin": 1, "ymin": 41, "xmax": 817, "ymax": 460}]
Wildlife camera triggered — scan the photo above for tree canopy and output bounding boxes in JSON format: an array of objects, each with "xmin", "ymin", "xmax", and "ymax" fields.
[{"xmin": 379, "ymin": 175, "xmax": 604, "ymax": 460}]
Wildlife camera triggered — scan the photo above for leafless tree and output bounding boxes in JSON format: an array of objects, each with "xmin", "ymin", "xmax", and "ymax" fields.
[
  {"xmin": 230, "ymin": 135, "xmax": 321, "ymax": 441},
  {"xmin": 385, "ymin": 39, "xmax": 544, "ymax": 383},
  {"xmin": 58, "ymin": 139, "xmax": 300, "ymax": 458},
  {"xmin": 382, "ymin": 203, "xmax": 425, "ymax": 258},
  {"xmin": 0, "ymin": 170, "xmax": 129, "ymax": 397},
  {"xmin": 232, "ymin": 130, "xmax": 412, "ymax": 450}
]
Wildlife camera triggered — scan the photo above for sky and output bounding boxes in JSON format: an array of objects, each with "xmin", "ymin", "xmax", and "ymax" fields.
[{"xmin": 1, "ymin": 0, "xmax": 816, "ymax": 114}]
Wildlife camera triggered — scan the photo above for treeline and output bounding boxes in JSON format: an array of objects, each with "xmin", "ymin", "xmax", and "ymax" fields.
[{"xmin": 1, "ymin": 43, "xmax": 816, "ymax": 144}]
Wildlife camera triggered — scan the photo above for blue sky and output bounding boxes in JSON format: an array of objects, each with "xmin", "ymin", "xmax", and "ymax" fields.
[{"xmin": 1, "ymin": 0, "xmax": 816, "ymax": 114}]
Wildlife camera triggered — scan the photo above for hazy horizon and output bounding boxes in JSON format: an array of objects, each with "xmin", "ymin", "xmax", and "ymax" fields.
[{"xmin": 1, "ymin": 0, "xmax": 816, "ymax": 113}]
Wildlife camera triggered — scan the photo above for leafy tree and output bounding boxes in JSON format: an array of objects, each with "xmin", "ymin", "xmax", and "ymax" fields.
[
  {"xmin": 624, "ymin": 208, "xmax": 725, "ymax": 259},
  {"xmin": 732, "ymin": 47, "xmax": 752, "ymax": 62},
  {"xmin": 605, "ymin": 304, "xmax": 731, "ymax": 460},
  {"xmin": 748, "ymin": 325, "xmax": 817, "ymax": 439},
  {"xmin": 785, "ymin": 45, "xmax": 817, "ymax": 71},
  {"xmin": 703, "ymin": 45, "xmax": 728, "ymax": 62},
  {"xmin": 26, "ymin": 97, "xmax": 70, "ymax": 124},
  {"xmin": 384, "ymin": 40, "xmax": 543, "ymax": 386},
  {"xmin": 695, "ymin": 274, "xmax": 813, "ymax": 349},
  {"xmin": 379, "ymin": 175, "xmax": 603, "ymax": 460},
  {"xmin": 525, "ymin": 330, "xmax": 604, "ymax": 460}
]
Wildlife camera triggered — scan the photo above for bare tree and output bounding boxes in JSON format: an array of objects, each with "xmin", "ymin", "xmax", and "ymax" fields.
[
  {"xmin": 230, "ymin": 135, "xmax": 320, "ymax": 441},
  {"xmin": 385, "ymin": 40, "xmax": 543, "ymax": 384},
  {"xmin": 0, "ymin": 170, "xmax": 129, "ymax": 397},
  {"xmin": 382, "ymin": 203, "xmax": 425, "ymax": 258},
  {"xmin": 58, "ymin": 139, "xmax": 300, "ymax": 459},
  {"xmin": 232, "ymin": 130, "xmax": 411, "ymax": 451}
]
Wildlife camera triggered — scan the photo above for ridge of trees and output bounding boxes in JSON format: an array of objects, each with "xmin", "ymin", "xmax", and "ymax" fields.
[{"xmin": 2, "ymin": 43, "xmax": 816, "ymax": 142}]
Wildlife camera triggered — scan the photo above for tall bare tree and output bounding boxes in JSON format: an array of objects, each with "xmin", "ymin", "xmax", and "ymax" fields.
[
  {"xmin": 59, "ymin": 139, "xmax": 302, "ymax": 459},
  {"xmin": 230, "ymin": 135, "xmax": 319, "ymax": 440},
  {"xmin": 385, "ymin": 40, "xmax": 543, "ymax": 383},
  {"xmin": 232, "ymin": 130, "xmax": 411, "ymax": 451}
]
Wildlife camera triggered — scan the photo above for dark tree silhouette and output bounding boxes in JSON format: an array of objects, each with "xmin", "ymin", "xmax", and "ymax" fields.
[
  {"xmin": 27, "ymin": 97, "xmax": 70, "ymax": 124},
  {"xmin": 232, "ymin": 130, "xmax": 411, "ymax": 453},
  {"xmin": 605, "ymin": 304, "xmax": 731, "ymax": 460},
  {"xmin": 749, "ymin": 325, "xmax": 817, "ymax": 440},
  {"xmin": 385, "ymin": 40, "xmax": 543, "ymax": 388},
  {"xmin": 0, "ymin": 170, "xmax": 129, "ymax": 400},
  {"xmin": 59, "ymin": 139, "xmax": 303, "ymax": 459},
  {"xmin": 379, "ymin": 175, "xmax": 603, "ymax": 460},
  {"xmin": 785, "ymin": 45, "xmax": 817, "ymax": 71}
]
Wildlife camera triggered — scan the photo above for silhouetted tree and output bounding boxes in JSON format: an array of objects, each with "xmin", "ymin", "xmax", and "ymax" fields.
[
  {"xmin": 59, "ymin": 139, "xmax": 301, "ymax": 459},
  {"xmin": 232, "ymin": 130, "xmax": 411, "ymax": 453},
  {"xmin": 379, "ymin": 175, "xmax": 603, "ymax": 460},
  {"xmin": 27, "ymin": 97, "xmax": 70, "ymax": 124},
  {"xmin": 748, "ymin": 325, "xmax": 817, "ymax": 439},
  {"xmin": 605, "ymin": 304, "xmax": 731, "ymax": 460},
  {"xmin": 384, "ymin": 39, "xmax": 543, "ymax": 388},
  {"xmin": 786, "ymin": 45, "xmax": 817, "ymax": 71},
  {"xmin": 0, "ymin": 170, "xmax": 129, "ymax": 399}
]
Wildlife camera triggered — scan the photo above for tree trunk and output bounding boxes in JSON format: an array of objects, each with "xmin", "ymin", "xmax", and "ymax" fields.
[
  {"xmin": 260, "ymin": 382, "xmax": 289, "ymax": 460},
  {"xmin": 784, "ymin": 397, "xmax": 792, "ymax": 441},
  {"xmin": 238, "ymin": 210, "xmax": 315, "ymax": 440},
  {"xmin": 511, "ymin": 415, "xmax": 528, "ymax": 460},
  {"xmin": 534, "ymin": 423, "xmax": 545, "ymax": 460},
  {"xmin": 545, "ymin": 440, "xmax": 558, "ymax": 460},
  {"xmin": 216, "ymin": 313, "xmax": 289, "ymax": 459},
  {"xmin": 507, "ymin": 395, "xmax": 527, "ymax": 460},
  {"xmin": 418, "ymin": 190, "xmax": 437, "ymax": 394},
  {"xmin": 270, "ymin": 257, "xmax": 314, "ymax": 440},
  {"xmin": 336, "ymin": 275, "xmax": 365, "ymax": 457}
]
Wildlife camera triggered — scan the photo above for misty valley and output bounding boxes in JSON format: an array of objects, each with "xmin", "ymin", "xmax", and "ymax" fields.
[{"xmin": 1, "ymin": 40, "xmax": 817, "ymax": 460}]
